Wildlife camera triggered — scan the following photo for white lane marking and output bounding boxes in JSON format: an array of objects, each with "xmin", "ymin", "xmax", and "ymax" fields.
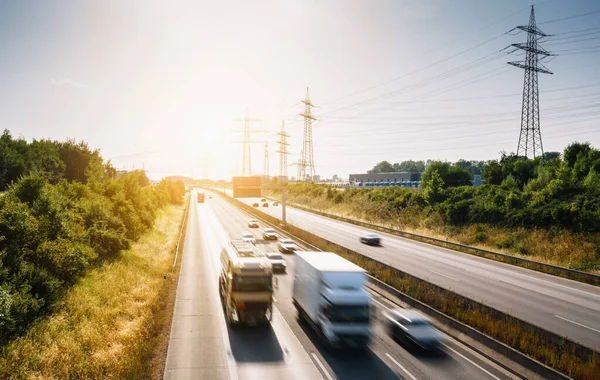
[
  {"xmin": 311, "ymin": 353, "xmax": 334, "ymax": 380},
  {"xmin": 385, "ymin": 353, "xmax": 418, "ymax": 380},
  {"xmin": 372, "ymin": 298, "xmax": 392, "ymax": 310},
  {"xmin": 442, "ymin": 344, "xmax": 501, "ymax": 380},
  {"xmin": 555, "ymin": 315, "xmax": 600, "ymax": 334},
  {"xmin": 429, "ymin": 269, "xmax": 460, "ymax": 282},
  {"xmin": 273, "ymin": 297, "xmax": 278, "ymax": 303}
]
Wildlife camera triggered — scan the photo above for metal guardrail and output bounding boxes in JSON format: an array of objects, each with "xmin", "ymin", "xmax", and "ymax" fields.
[
  {"xmin": 275, "ymin": 199, "xmax": 600, "ymax": 286},
  {"xmin": 172, "ymin": 194, "xmax": 190, "ymax": 271}
]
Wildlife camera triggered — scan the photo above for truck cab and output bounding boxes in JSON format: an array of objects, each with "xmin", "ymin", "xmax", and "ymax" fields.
[{"xmin": 219, "ymin": 240, "xmax": 273, "ymax": 326}]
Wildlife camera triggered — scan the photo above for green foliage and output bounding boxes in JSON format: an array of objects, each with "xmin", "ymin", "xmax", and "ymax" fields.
[
  {"xmin": 421, "ymin": 161, "xmax": 472, "ymax": 188},
  {"xmin": 423, "ymin": 170, "xmax": 445, "ymax": 204},
  {"xmin": 0, "ymin": 131, "xmax": 187, "ymax": 345}
]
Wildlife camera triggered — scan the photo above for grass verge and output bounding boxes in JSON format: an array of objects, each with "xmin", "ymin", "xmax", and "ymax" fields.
[
  {"xmin": 223, "ymin": 192, "xmax": 600, "ymax": 380},
  {"xmin": 0, "ymin": 198, "xmax": 188, "ymax": 380}
]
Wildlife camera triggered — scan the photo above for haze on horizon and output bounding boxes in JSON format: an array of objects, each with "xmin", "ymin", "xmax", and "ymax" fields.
[{"xmin": 0, "ymin": 0, "xmax": 598, "ymax": 180}]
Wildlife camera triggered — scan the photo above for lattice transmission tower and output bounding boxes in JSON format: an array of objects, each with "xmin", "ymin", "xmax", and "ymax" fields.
[
  {"xmin": 276, "ymin": 120, "xmax": 290, "ymax": 183},
  {"xmin": 297, "ymin": 87, "xmax": 316, "ymax": 182},
  {"xmin": 506, "ymin": 5, "xmax": 554, "ymax": 159},
  {"xmin": 233, "ymin": 107, "xmax": 263, "ymax": 176},
  {"xmin": 263, "ymin": 140, "xmax": 269, "ymax": 179}
]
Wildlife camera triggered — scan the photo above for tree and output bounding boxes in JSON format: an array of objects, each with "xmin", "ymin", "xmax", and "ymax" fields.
[
  {"xmin": 421, "ymin": 161, "xmax": 472, "ymax": 188},
  {"xmin": 423, "ymin": 170, "xmax": 445, "ymax": 204},
  {"xmin": 368, "ymin": 160, "xmax": 395, "ymax": 173}
]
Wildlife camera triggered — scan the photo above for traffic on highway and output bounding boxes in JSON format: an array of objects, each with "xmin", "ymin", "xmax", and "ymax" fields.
[
  {"xmin": 164, "ymin": 190, "xmax": 522, "ymax": 379},
  {"xmin": 229, "ymin": 191, "xmax": 600, "ymax": 352}
]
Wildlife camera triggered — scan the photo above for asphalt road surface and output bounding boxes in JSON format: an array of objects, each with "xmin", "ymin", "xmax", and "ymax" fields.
[
  {"xmin": 176, "ymin": 191, "xmax": 519, "ymax": 380},
  {"xmin": 227, "ymin": 191, "xmax": 600, "ymax": 352}
]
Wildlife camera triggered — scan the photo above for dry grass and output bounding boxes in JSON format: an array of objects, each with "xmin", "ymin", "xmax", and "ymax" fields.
[{"xmin": 0, "ymin": 202, "xmax": 186, "ymax": 380}]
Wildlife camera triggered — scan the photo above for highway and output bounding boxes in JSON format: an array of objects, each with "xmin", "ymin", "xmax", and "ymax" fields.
[
  {"xmin": 229, "ymin": 192, "xmax": 600, "ymax": 351},
  {"xmin": 165, "ymin": 191, "xmax": 521, "ymax": 379}
]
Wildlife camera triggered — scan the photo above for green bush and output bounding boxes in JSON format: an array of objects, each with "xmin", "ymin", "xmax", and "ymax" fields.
[{"xmin": 0, "ymin": 131, "xmax": 187, "ymax": 345}]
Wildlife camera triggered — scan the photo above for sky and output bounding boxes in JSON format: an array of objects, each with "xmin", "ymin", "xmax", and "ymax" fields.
[{"xmin": 0, "ymin": 0, "xmax": 599, "ymax": 180}]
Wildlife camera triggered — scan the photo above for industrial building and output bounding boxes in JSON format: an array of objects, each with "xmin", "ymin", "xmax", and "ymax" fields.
[{"xmin": 349, "ymin": 172, "xmax": 421, "ymax": 184}]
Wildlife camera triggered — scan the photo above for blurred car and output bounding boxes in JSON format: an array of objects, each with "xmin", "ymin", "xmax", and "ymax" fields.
[
  {"xmin": 278, "ymin": 238, "xmax": 297, "ymax": 253},
  {"xmin": 248, "ymin": 219, "xmax": 259, "ymax": 228},
  {"xmin": 241, "ymin": 232, "xmax": 256, "ymax": 245},
  {"xmin": 252, "ymin": 202, "xmax": 259, "ymax": 207},
  {"xmin": 262, "ymin": 202, "xmax": 269, "ymax": 207},
  {"xmin": 262, "ymin": 228, "xmax": 279, "ymax": 240},
  {"xmin": 360, "ymin": 232, "xmax": 381, "ymax": 246},
  {"xmin": 266, "ymin": 252, "xmax": 287, "ymax": 273},
  {"xmin": 383, "ymin": 308, "xmax": 445, "ymax": 351},
  {"xmin": 272, "ymin": 201, "xmax": 279, "ymax": 206},
  {"xmin": 260, "ymin": 198, "xmax": 266, "ymax": 202},
  {"xmin": 208, "ymin": 195, "xmax": 212, "ymax": 199}
]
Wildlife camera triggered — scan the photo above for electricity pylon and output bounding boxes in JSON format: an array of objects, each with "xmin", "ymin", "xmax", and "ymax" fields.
[
  {"xmin": 263, "ymin": 140, "xmax": 269, "ymax": 179},
  {"xmin": 232, "ymin": 107, "xmax": 264, "ymax": 176},
  {"xmin": 298, "ymin": 87, "xmax": 316, "ymax": 181},
  {"xmin": 506, "ymin": 5, "xmax": 554, "ymax": 159},
  {"xmin": 276, "ymin": 120, "xmax": 290, "ymax": 183}
]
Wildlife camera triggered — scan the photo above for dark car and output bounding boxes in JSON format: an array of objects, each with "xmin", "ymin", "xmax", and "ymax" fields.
[
  {"xmin": 384, "ymin": 309, "xmax": 445, "ymax": 351},
  {"xmin": 262, "ymin": 202, "xmax": 269, "ymax": 207},
  {"xmin": 360, "ymin": 233, "xmax": 381, "ymax": 246},
  {"xmin": 252, "ymin": 202, "xmax": 259, "ymax": 207},
  {"xmin": 266, "ymin": 253, "xmax": 287, "ymax": 273}
]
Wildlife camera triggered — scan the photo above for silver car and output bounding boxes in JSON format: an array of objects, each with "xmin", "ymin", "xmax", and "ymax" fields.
[
  {"xmin": 262, "ymin": 228, "xmax": 279, "ymax": 240},
  {"xmin": 278, "ymin": 238, "xmax": 297, "ymax": 253},
  {"xmin": 241, "ymin": 232, "xmax": 256, "ymax": 245},
  {"xmin": 384, "ymin": 308, "xmax": 445, "ymax": 351},
  {"xmin": 266, "ymin": 252, "xmax": 287, "ymax": 273}
]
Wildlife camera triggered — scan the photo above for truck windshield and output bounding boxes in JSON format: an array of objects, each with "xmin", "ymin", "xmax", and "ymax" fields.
[
  {"xmin": 232, "ymin": 276, "xmax": 272, "ymax": 292},
  {"xmin": 323, "ymin": 304, "xmax": 370, "ymax": 323}
]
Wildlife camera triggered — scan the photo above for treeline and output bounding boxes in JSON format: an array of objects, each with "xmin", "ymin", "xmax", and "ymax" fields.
[
  {"xmin": 291, "ymin": 141, "xmax": 600, "ymax": 234},
  {"xmin": 0, "ymin": 130, "xmax": 185, "ymax": 344},
  {"xmin": 368, "ymin": 152, "xmax": 561, "ymax": 176}
]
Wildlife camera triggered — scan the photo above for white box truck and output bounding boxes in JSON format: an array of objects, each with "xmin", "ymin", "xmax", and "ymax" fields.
[{"xmin": 292, "ymin": 251, "xmax": 372, "ymax": 348}]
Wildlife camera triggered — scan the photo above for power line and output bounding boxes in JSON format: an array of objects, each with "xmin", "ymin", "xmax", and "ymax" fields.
[{"xmin": 538, "ymin": 9, "xmax": 600, "ymax": 25}]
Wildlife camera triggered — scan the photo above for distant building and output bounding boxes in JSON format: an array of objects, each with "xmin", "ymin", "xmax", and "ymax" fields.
[
  {"xmin": 332, "ymin": 174, "xmax": 339, "ymax": 181},
  {"xmin": 349, "ymin": 172, "xmax": 421, "ymax": 184}
]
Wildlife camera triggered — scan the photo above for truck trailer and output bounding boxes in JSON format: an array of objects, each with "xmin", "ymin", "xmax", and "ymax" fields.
[{"xmin": 293, "ymin": 251, "xmax": 371, "ymax": 348}]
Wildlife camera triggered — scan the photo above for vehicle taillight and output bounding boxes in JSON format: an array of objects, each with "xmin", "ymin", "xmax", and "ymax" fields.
[{"xmin": 237, "ymin": 302, "xmax": 245, "ymax": 310}]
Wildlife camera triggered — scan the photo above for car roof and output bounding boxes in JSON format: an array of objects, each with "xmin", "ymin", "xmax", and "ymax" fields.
[
  {"xmin": 280, "ymin": 238, "xmax": 294, "ymax": 243},
  {"xmin": 264, "ymin": 227, "xmax": 275, "ymax": 231}
]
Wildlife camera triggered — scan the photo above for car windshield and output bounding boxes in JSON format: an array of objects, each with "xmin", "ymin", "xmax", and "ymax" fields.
[
  {"xmin": 281, "ymin": 239, "xmax": 294, "ymax": 244},
  {"xmin": 323, "ymin": 304, "xmax": 370, "ymax": 323},
  {"xmin": 249, "ymin": 220, "xmax": 257, "ymax": 223},
  {"xmin": 242, "ymin": 233, "xmax": 253, "ymax": 238},
  {"xmin": 264, "ymin": 228, "xmax": 275, "ymax": 233},
  {"xmin": 232, "ymin": 276, "xmax": 272, "ymax": 292},
  {"xmin": 268, "ymin": 254, "xmax": 283, "ymax": 260},
  {"xmin": 366, "ymin": 233, "xmax": 379, "ymax": 238}
]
